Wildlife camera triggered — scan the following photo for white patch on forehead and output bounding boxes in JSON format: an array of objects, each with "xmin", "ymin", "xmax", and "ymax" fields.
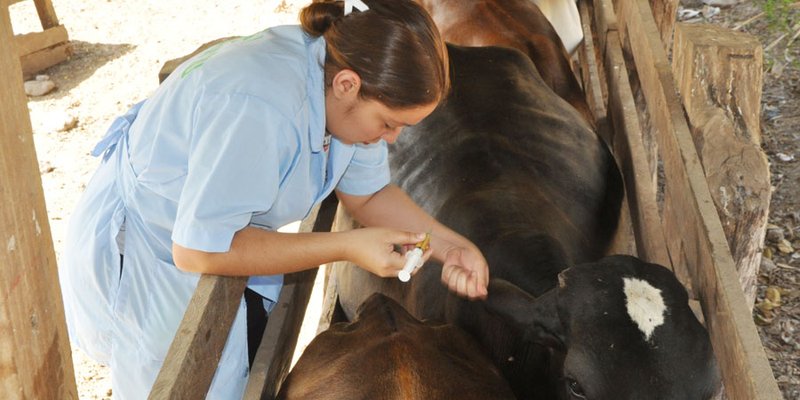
[{"xmin": 623, "ymin": 277, "xmax": 666, "ymax": 341}]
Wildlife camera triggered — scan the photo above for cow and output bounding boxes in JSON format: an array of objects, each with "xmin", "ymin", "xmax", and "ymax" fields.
[
  {"xmin": 415, "ymin": 0, "xmax": 594, "ymax": 127},
  {"xmin": 277, "ymin": 293, "xmax": 516, "ymax": 400},
  {"xmin": 334, "ymin": 43, "xmax": 720, "ymax": 399}
]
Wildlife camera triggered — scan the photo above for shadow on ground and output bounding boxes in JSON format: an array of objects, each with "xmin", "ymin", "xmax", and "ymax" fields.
[{"xmin": 27, "ymin": 40, "xmax": 135, "ymax": 102}]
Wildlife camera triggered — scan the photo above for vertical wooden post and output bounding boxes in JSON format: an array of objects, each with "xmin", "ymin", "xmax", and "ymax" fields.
[
  {"xmin": 648, "ymin": 0, "xmax": 678, "ymax": 50},
  {"xmin": 32, "ymin": 0, "xmax": 59, "ymax": 29},
  {"xmin": 672, "ymin": 23, "xmax": 769, "ymax": 307},
  {"xmin": 0, "ymin": 4, "xmax": 78, "ymax": 399}
]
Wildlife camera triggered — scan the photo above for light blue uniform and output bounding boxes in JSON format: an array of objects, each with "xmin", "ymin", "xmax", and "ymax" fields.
[{"xmin": 60, "ymin": 25, "xmax": 390, "ymax": 399}]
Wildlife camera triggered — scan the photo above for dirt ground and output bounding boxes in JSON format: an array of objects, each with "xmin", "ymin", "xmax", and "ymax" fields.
[{"xmin": 9, "ymin": 0, "xmax": 798, "ymax": 398}]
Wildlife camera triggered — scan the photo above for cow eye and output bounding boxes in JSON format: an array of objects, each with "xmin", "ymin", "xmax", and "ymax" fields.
[{"xmin": 566, "ymin": 378, "xmax": 586, "ymax": 399}]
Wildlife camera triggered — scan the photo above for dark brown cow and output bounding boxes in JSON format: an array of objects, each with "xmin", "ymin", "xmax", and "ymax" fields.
[
  {"xmin": 277, "ymin": 293, "xmax": 515, "ymax": 400},
  {"xmin": 416, "ymin": 0, "xmax": 594, "ymax": 126},
  {"xmin": 335, "ymin": 43, "xmax": 720, "ymax": 399}
]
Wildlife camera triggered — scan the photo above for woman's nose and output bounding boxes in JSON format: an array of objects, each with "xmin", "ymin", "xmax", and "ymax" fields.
[{"xmin": 382, "ymin": 127, "xmax": 403, "ymax": 144}]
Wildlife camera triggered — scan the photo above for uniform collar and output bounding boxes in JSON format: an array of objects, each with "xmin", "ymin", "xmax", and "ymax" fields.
[{"xmin": 305, "ymin": 33, "xmax": 327, "ymax": 153}]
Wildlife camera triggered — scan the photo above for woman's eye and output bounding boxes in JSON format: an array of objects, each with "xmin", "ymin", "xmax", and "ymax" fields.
[{"xmin": 566, "ymin": 378, "xmax": 586, "ymax": 399}]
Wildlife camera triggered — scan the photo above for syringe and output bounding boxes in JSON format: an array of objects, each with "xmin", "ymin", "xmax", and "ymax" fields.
[{"xmin": 398, "ymin": 233, "xmax": 431, "ymax": 282}]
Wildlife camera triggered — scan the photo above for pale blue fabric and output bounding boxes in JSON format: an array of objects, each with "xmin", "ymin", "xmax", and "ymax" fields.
[{"xmin": 60, "ymin": 25, "xmax": 390, "ymax": 400}]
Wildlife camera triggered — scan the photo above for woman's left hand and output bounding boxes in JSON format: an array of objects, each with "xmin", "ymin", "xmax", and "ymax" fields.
[{"xmin": 440, "ymin": 245, "xmax": 489, "ymax": 300}]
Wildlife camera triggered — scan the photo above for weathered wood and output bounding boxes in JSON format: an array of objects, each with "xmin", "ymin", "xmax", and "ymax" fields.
[
  {"xmin": 316, "ymin": 203, "xmax": 358, "ymax": 335},
  {"xmin": 604, "ymin": 29, "xmax": 671, "ymax": 269},
  {"xmin": 578, "ymin": 0, "xmax": 636, "ymax": 257},
  {"xmin": 578, "ymin": 0, "xmax": 607, "ymax": 129},
  {"xmin": 14, "ymin": 24, "xmax": 67, "ymax": 57},
  {"xmin": 148, "ymin": 275, "xmax": 248, "ymax": 399},
  {"xmin": 19, "ymin": 40, "xmax": 72, "ymax": 78},
  {"xmin": 0, "ymin": 4, "xmax": 77, "ymax": 399},
  {"xmin": 647, "ymin": 0, "xmax": 678, "ymax": 50},
  {"xmin": 151, "ymin": 195, "xmax": 338, "ymax": 400},
  {"xmin": 244, "ymin": 195, "xmax": 339, "ymax": 400},
  {"xmin": 614, "ymin": 0, "xmax": 782, "ymax": 397},
  {"xmin": 32, "ymin": 0, "xmax": 58, "ymax": 28},
  {"xmin": 672, "ymin": 23, "xmax": 769, "ymax": 307},
  {"xmin": 592, "ymin": 0, "xmax": 618, "ymax": 56}
]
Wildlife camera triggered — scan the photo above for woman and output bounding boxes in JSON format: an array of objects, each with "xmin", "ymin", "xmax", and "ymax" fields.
[{"xmin": 60, "ymin": 0, "xmax": 489, "ymax": 398}]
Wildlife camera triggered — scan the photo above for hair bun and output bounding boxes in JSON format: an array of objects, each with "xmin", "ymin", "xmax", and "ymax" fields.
[{"xmin": 300, "ymin": 1, "xmax": 344, "ymax": 37}]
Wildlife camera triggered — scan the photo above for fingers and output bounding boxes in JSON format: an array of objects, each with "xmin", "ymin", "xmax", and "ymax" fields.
[{"xmin": 441, "ymin": 264, "xmax": 487, "ymax": 300}]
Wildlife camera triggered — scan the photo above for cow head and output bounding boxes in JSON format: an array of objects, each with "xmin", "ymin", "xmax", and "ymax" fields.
[{"xmin": 485, "ymin": 255, "xmax": 721, "ymax": 399}]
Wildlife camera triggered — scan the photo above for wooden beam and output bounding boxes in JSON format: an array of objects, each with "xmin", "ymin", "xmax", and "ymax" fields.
[
  {"xmin": 14, "ymin": 25, "xmax": 68, "ymax": 57},
  {"xmin": 0, "ymin": 3, "xmax": 77, "ymax": 399},
  {"xmin": 148, "ymin": 275, "xmax": 248, "ymax": 399},
  {"xmin": 604, "ymin": 29, "xmax": 671, "ymax": 269},
  {"xmin": 32, "ymin": 0, "xmax": 59, "ymax": 29},
  {"xmin": 19, "ymin": 40, "xmax": 72, "ymax": 79},
  {"xmin": 615, "ymin": 0, "xmax": 782, "ymax": 397},
  {"xmin": 672, "ymin": 23, "xmax": 770, "ymax": 307},
  {"xmin": 578, "ymin": 0, "xmax": 635, "ymax": 257},
  {"xmin": 244, "ymin": 195, "xmax": 339, "ymax": 400}
]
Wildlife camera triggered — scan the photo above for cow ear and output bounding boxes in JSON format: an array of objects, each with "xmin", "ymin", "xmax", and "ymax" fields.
[{"xmin": 484, "ymin": 279, "xmax": 565, "ymax": 348}]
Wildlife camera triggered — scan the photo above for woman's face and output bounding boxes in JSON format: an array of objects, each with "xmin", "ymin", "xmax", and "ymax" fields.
[
  {"xmin": 324, "ymin": 69, "xmax": 438, "ymax": 145},
  {"xmin": 327, "ymin": 98, "xmax": 437, "ymax": 145}
]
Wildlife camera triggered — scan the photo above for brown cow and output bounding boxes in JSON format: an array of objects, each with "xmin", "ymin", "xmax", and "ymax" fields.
[
  {"xmin": 277, "ymin": 293, "xmax": 516, "ymax": 400},
  {"xmin": 416, "ymin": 0, "xmax": 594, "ymax": 126}
]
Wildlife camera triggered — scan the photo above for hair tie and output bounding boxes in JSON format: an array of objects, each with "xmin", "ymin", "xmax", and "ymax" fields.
[{"xmin": 344, "ymin": 0, "xmax": 369, "ymax": 15}]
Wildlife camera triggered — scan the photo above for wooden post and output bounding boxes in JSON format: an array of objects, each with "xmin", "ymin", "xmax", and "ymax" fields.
[
  {"xmin": 648, "ymin": 0, "xmax": 678, "ymax": 50},
  {"xmin": 672, "ymin": 23, "xmax": 769, "ymax": 307},
  {"xmin": 0, "ymin": 3, "xmax": 78, "ymax": 399}
]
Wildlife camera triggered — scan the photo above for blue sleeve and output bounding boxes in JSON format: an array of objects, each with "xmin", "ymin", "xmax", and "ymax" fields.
[
  {"xmin": 172, "ymin": 92, "xmax": 292, "ymax": 252},
  {"xmin": 336, "ymin": 140, "xmax": 391, "ymax": 195}
]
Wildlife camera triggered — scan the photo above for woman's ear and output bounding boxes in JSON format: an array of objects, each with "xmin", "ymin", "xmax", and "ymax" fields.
[{"xmin": 331, "ymin": 69, "xmax": 362, "ymax": 100}]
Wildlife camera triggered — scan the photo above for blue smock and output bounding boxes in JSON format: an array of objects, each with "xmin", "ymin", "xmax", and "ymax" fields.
[{"xmin": 59, "ymin": 25, "xmax": 390, "ymax": 399}]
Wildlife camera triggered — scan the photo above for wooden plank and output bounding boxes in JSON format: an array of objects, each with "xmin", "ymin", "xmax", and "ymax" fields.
[
  {"xmin": 615, "ymin": 0, "xmax": 782, "ymax": 397},
  {"xmin": 604, "ymin": 29, "xmax": 671, "ymax": 269},
  {"xmin": 149, "ymin": 275, "xmax": 248, "ymax": 399},
  {"xmin": 0, "ymin": 3, "xmax": 77, "ymax": 399},
  {"xmin": 32, "ymin": 0, "xmax": 59, "ymax": 29},
  {"xmin": 578, "ymin": 0, "xmax": 636, "ymax": 257},
  {"xmin": 244, "ymin": 195, "xmax": 339, "ymax": 400},
  {"xmin": 19, "ymin": 40, "xmax": 72, "ymax": 79},
  {"xmin": 592, "ymin": 0, "xmax": 618, "ymax": 56},
  {"xmin": 14, "ymin": 25, "xmax": 68, "ymax": 57},
  {"xmin": 578, "ymin": 0, "xmax": 607, "ymax": 129}
]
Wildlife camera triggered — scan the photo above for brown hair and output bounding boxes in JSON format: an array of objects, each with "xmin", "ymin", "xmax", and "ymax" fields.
[{"xmin": 300, "ymin": 0, "xmax": 449, "ymax": 109}]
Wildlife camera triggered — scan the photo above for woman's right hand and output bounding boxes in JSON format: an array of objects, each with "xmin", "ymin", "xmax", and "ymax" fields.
[{"xmin": 343, "ymin": 228, "xmax": 431, "ymax": 278}]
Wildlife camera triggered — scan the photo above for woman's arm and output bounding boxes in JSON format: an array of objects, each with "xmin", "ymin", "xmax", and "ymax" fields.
[
  {"xmin": 173, "ymin": 226, "xmax": 426, "ymax": 278},
  {"xmin": 336, "ymin": 184, "xmax": 489, "ymax": 299}
]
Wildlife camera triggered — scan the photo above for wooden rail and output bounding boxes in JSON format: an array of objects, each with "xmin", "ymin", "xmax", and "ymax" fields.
[
  {"xmin": 149, "ymin": 195, "xmax": 339, "ymax": 400},
  {"xmin": 585, "ymin": 0, "xmax": 782, "ymax": 397}
]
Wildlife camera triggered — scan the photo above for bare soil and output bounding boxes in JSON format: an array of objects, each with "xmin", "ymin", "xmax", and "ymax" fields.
[{"xmin": 9, "ymin": 0, "xmax": 798, "ymax": 398}]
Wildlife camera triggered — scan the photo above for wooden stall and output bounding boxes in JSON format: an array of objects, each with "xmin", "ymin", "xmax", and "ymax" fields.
[{"xmin": 148, "ymin": 0, "xmax": 781, "ymax": 398}]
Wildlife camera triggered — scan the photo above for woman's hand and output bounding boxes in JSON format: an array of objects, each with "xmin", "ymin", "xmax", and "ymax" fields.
[
  {"xmin": 345, "ymin": 228, "xmax": 432, "ymax": 278},
  {"xmin": 440, "ymin": 245, "xmax": 489, "ymax": 300}
]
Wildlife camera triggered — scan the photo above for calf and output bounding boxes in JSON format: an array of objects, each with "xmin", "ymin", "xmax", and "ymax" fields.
[{"xmin": 277, "ymin": 293, "xmax": 515, "ymax": 400}]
